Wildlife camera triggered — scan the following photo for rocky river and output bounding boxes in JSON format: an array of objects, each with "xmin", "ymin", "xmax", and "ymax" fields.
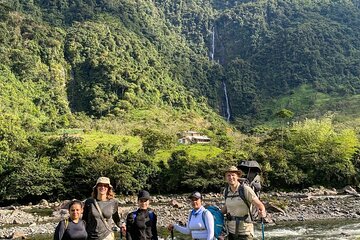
[{"xmin": 0, "ymin": 186, "xmax": 360, "ymax": 239}]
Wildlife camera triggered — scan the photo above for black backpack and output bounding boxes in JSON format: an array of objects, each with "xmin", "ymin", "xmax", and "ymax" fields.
[
  {"xmin": 224, "ymin": 160, "xmax": 262, "ymax": 222},
  {"xmin": 238, "ymin": 160, "xmax": 262, "ymax": 197}
]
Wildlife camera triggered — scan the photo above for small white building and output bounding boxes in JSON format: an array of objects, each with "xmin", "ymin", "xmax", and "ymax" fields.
[{"xmin": 177, "ymin": 131, "xmax": 211, "ymax": 144}]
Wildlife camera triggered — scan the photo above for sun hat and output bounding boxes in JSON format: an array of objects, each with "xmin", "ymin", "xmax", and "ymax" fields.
[
  {"xmin": 225, "ymin": 166, "xmax": 243, "ymax": 174},
  {"xmin": 188, "ymin": 191, "xmax": 202, "ymax": 199},
  {"xmin": 137, "ymin": 190, "xmax": 151, "ymax": 200},
  {"xmin": 93, "ymin": 177, "xmax": 113, "ymax": 189}
]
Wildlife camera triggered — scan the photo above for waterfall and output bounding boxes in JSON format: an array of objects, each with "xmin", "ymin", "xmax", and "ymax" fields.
[
  {"xmin": 223, "ymin": 81, "xmax": 230, "ymax": 122},
  {"xmin": 211, "ymin": 26, "xmax": 215, "ymax": 61},
  {"xmin": 210, "ymin": 25, "xmax": 231, "ymax": 122}
]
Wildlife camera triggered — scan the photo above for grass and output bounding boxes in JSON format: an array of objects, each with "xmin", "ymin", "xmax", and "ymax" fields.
[
  {"xmin": 23, "ymin": 208, "xmax": 53, "ymax": 217},
  {"xmin": 154, "ymin": 144, "xmax": 223, "ymax": 163},
  {"xmin": 80, "ymin": 131, "xmax": 142, "ymax": 152},
  {"xmin": 52, "ymin": 129, "xmax": 142, "ymax": 152},
  {"xmin": 262, "ymin": 84, "xmax": 360, "ymax": 129}
]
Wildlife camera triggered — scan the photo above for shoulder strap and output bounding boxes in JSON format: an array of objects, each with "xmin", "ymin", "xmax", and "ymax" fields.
[
  {"xmin": 133, "ymin": 210, "xmax": 155, "ymax": 221},
  {"xmin": 148, "ymin": 210, "xmax": 154, "ymax": 221},
  {"xmin": 64, "ymin": 218, "xmax": 69, "ymax": 230},
  {"xmin": 93, "ymin": 199, "xmax": 113, "ymax": 231},
  {"xmin": 238, "ymin": 186, "xmax": 253, "ymax": 222},
  {"xmin": 201, "ymin": 209, "xmax": 208, "ymax": 230},
  {"xmin": 224, "ymin": 186, "xmax": 229, "ymax": 200}
]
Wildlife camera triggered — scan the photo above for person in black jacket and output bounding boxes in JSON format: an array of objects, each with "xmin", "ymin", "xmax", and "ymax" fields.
[
  {"xmin": 126, "ymin": 190, "xmax": 158, "ymax": 240},
  {"xmin": 54, "ymin": 199, "xmax": 87, "ymax": 240}
]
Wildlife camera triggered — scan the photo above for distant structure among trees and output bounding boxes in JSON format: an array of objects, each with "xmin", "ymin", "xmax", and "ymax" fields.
[{"xmin": 177, "ymin": 131, "xmax": 211, "ymax": 144}]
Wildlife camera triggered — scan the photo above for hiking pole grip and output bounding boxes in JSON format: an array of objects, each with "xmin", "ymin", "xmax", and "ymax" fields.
[{"xmin": 171, "ymin": 229, "xmax": 174, "ymax": 240}]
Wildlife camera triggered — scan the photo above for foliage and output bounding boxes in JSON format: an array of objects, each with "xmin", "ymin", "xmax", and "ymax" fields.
[
  {"xmin": 256, "ymin": 117, "xmax": 359, "ymax": 189},
  {"xmin": 1, "ymin": 0, "xmax": 360, "ymax": 203},
  {"xmin": 154, "ymin": 144, "xmax": 223, "ymax": 164}
]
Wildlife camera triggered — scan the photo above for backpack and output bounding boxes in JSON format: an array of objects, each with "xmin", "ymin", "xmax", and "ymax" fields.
[
  {"xmin": 189, "ymin": 205, "xmax": 225, "ymax": 239},
  {"xmin": 224, "ymin": 160, "xmax": 262, "ymax": 222},
  {"xmin": 64, "ymin": 218, "xmax": 69, "ymax": 229},
  {"xmin": 238, "ymin": 160, "xmax": 262, "ymax": 197}
]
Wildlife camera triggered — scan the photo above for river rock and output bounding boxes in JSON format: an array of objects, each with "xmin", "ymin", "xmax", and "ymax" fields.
[{"xmin": 1, "ymin": 188, "xmax": 360, "ymax": 238}]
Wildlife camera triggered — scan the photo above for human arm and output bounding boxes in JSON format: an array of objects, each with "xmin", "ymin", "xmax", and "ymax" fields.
[
  {"xmin": 168, "ymin": 212, "xmax": 191, "ymax": 235},
  {"xmin": 112, "ymin": 199, "xmax": 122, "ymax": 228},
  {"xmin": 252, "ymin": 197, "xmax": 266, "ymax": 218},
  {"xmin": 53, "ymin": 220, "xmax": 65, "ymax": 240},
  {"xmin": 173, "ymin": 223, "xmax": 191, "ymax": 235},
  {"xmin": 203, "ymin": 210, "xmax": 214, "ymax": 240},
  {"xmin": 125, "ymin": 212, "xmax": 133, "ymax": 240},
  {"xmin": 221, "ymin": 205, "xmax": 227, "ymax": 214},
  {"xmin": 82, "ymin": 199, "xmax": 90, "ymax": 224},
  {"xmin": 151, "ymin": 212, "xmax": 158, "ymax": 240},
  {"xmin": 243, "ymin": 185, "xmax": 266, "ymax": 218}
]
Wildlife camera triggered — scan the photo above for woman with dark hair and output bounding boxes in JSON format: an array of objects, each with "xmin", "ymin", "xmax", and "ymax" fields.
[
  {"xmin": 54, "ymin": 199, "xmax": 87, "ymax": 240},
  {"xmin": 125, "ymin": 190, "xmax": 158, "ymax": 240},
  {"xmin": 83, "ymin": 177, "xmax": 123, "ymax": 240},
  {"xmin": 168, "ymin": 191, "xmax": 214, "ymax": 240}
]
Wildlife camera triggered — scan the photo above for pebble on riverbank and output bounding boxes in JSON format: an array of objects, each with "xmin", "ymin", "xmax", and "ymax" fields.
[{"xmin": 0, "ymin": 186, "xmax": 359, "ymax": 239}]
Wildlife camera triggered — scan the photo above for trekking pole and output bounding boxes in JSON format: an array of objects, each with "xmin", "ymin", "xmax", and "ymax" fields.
[
  {"xmin": 171, "ymin": 229, "xmax": 174, "ymax": 240},
  {"xmin": 261, "ymin": 218, "xmax": 265, "ymax": 240}
]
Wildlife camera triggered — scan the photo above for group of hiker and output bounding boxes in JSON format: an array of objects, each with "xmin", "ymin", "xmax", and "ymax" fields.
[{"xmin": 54, "ymin": 163, "xmax": 266, "ymax": 240}]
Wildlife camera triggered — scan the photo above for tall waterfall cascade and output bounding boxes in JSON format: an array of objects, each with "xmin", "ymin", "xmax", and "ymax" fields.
[
  {"xmin": 211, "ymin": 26, "xmax": 215, "ymax": 61},
  {"xmin": 211, "ymin": 26, "xmax": 231, "ymax": 122},
  {"xmin": 223, "ymin": 81, "xmax": 231, "ymax": 122}
]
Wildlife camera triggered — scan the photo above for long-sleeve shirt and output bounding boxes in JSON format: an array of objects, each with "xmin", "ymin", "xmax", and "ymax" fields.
[
  {"xmin": 174, "ymin": 206, "xmax": 214, "ymax": 240},
  {"xmin": 83, "ymin": 198, "xmax": 121, "ymax": 240},
  {"xmin": 126, "ymin": 208, "xmax": 158, "ymax": 240},
  {"xmin": 54, "ymin": 218, "xmax": 87, "ymax": 240}
]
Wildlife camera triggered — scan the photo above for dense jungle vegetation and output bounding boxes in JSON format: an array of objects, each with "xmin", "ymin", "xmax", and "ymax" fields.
[{"xmin": 0, "ymin": 0, "xmax": 360, "ymax": 204}]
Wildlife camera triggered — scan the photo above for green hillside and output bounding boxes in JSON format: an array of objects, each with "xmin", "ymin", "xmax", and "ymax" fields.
[{"xmin": 0, "ymin": 0, "xmax": 360, "ymax": 202}]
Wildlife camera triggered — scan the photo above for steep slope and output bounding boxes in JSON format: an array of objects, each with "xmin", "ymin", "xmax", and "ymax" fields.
[
  {"xmin": 212, "ymin": 0, "xmax": 360, "ymax": 127},
  {"xmin": 0, "ymin": 0, "xmax": 225, "ymax": 131}
]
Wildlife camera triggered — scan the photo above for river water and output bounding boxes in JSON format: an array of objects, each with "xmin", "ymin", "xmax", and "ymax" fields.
[
  {"xmin": 253, "ymin": 219, "xmax": 360, "ymax": 240},
  {"xmin": 31, "ymin": 219, "xmax": 360, "ymax": 240}
]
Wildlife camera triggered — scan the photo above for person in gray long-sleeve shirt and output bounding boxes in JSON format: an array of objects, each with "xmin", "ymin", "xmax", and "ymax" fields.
[{"xmin": 83, "ymin": 177, "xmax": 123, "ymax": 240}]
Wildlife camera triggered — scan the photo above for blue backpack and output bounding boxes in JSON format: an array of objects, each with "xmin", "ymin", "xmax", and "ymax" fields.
[{"xmin": 202, "ymin": 205, "xmax": 225, "ymax": 239}]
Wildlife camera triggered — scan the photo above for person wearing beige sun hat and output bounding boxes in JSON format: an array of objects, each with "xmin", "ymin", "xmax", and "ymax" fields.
[
  {"xmin": 221, "ymin": 166, "xmax": 266, "ymax": 240},
  {"xmin": 83, "ymin": 177, "xmax": 125, "ymax": 240}
]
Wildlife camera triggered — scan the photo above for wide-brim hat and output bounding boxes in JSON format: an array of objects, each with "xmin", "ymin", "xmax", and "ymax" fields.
[
  {"xmin": 225, "ymin": 166, "xmax": 243, "ymax": 174},
  {"xmin": 93, "ymin": 177, "xmax": 113, "ymax": 189}
]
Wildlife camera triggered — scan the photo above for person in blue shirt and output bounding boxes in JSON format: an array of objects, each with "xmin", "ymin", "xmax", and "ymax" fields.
[{"xmin": 168, "ymin": 191, "xmax": 214, "ymax": 240}]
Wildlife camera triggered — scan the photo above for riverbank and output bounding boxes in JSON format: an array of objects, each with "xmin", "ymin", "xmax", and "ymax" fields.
[{"xmin": 0, "ymin": 186, "xmax": 359, "ymax": 239}]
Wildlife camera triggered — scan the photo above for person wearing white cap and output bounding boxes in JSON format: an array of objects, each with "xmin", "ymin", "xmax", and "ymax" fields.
[
  {"xmin": 83, "ymin": 177, "xmax": 123, "ymax": 240},
  {"xmin": 168, "ymin": 191, "xmax": 214, "ymax": 240},
  {"xmin": 222, "ymin": 166, "xmax": 266, "ymax": 240}
]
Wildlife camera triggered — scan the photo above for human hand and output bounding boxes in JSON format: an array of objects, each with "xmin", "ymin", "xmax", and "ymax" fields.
[
  {"xmin": 258, "ymin": 209, "xmax": 266, "ymax": 218},
  {"xmin": 120, "ymin": 223, "xmax": 126, "ymax": 235},
  {"xmin": 167, "ymin": 224, "xmax": 174, "ymax": 231}
]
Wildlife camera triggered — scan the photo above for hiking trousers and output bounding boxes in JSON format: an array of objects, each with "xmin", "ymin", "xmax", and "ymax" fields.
[{"xmin": 228, "ymin": 233, "xmax": 253, "ymax": 240}]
